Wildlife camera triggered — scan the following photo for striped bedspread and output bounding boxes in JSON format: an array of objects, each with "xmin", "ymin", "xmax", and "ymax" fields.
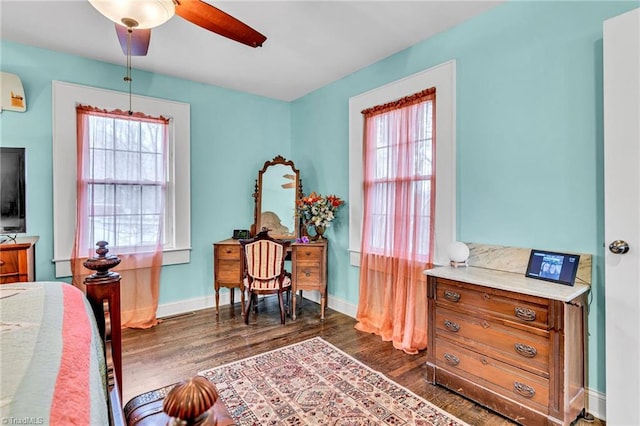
[{"xmin": 0, "ymin": 282, "xmax": 109, "ymax": 425}]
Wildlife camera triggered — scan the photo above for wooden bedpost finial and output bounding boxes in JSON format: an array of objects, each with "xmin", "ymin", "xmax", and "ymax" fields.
[
  {"xmin": 163, "ymin": 376, "xmax": 219, "ymax": 425},
  {"xmin": 83, "ymin": 241, "xmax": 121, "ymax": 278}
]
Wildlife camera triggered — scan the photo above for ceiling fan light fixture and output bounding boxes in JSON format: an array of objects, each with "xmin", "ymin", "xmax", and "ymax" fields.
[{"xmin": 88, "ymin": 0, "xmax": 175, "ymax": 29}]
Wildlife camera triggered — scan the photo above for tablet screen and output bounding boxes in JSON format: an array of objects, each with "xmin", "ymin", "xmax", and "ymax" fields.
[{"xmin": 525, "ymin": 250, "xmax": 580, "ymax": 286}]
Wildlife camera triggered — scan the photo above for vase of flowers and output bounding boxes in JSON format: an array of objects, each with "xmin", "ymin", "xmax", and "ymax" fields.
[{"xmin": 296, "ymin": 192, "xmax": 344, "ymax": 240}]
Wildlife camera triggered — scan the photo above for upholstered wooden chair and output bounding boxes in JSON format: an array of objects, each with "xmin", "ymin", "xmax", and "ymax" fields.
[{"xmin": 240, "ymin": 230, "xmax": 291, "ymax": 325}]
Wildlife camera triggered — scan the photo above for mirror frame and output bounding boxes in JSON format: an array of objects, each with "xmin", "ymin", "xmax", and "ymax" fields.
[{"xmin": 252, "ymin": 155, "xmax": 303, "ymax": 240}]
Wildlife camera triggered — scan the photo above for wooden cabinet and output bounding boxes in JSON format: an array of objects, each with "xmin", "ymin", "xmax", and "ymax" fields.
[
  {"xmin": 213, "ymin": 238, "xmax": 328, "ymax": 320},
  {"xmin": 0, "ymin": 236, "xmax": 38, "ymax": 284},
  {"xmin": 425, "ymin": 267, "xmax": 589, "ymax": 425},
  {"xmin": 291, "ymin": 240, "xmax": 328, "ymax": 320}
]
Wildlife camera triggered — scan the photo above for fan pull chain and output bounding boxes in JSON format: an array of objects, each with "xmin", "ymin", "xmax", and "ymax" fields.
[{"xmin": 125, "ymin": 27, "xmax": 133, "ymax": 115}]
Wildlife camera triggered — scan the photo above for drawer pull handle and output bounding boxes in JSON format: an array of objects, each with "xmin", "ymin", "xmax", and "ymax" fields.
[
  {"xmin": 481, "ymin": 320, "xmax": 490, "ymax": 329},
  {"xmin": 514, "ymin": 381, "xmax": 536, "ymax": 398},
  {"xmin": 480, "ymin": 357, "xmax": 489, "ymax": 365},
  {"xmin": 0, "ymin": 260, "xmax": 4, "ymax": 266},
  {"xmin": 444, "ymin": 290, "xmax": 460, "ymax": 302},
  {"xmin": 305, "ymin": 272, "xmax": 311, "ymax": 277},
  {"xmin": 444, "ymin": 320, "xmax": 460, "ymax": 332},
  {"xmin": 482, "ymin": 293, "xmax": 490, "ymax": 300},
  {"xmin": 443, "ymin": 353, "xmax": 459, "ymax": 365},
  {"xmin": 515, "ymin": 307, "xmax": 536, "ymax": 322},
  {"xmin": 514, "ymin": 343, "xmax": 537, "ymax": 358},
  {"xmin": 226, "ymin": 250, "xmax": 232, "ymax": 254}
]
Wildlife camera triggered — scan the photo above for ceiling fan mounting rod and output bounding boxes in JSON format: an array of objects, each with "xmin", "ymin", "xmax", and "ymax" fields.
[{"xmin": 125, "ymin": 26, "xmax": 134, "ymax": 115}]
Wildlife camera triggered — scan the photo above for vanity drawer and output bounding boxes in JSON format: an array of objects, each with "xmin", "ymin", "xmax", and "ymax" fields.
[
  {"xmin": 295, "ymin": 263, "xmax": 321, "ymax": 286},
  {"xmin": 215, "ymin": 245, "xmax": 241, "ymax": 260},
  {"xmin": 436, "ymin": 279, "xmax": 550, "ymax": 330},
  {"xmin": 435, "ymin": 307, "xmax": 550, "ymax": 375},
  {"xmin": 216, "ymin": 261, "xmax": 241, "ymax": 283},
  {"xmin": 435, "ymin": 340, "xmax": 549, "ymax": 411},
  {"xmin": 294, "ymin": 246, "xmax": 323, "ymax": 261}
]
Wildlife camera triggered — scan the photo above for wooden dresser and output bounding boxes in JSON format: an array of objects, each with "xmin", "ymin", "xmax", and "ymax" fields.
[
  {"xmin": 213, "ymin": 238, "xmax": 328, "ymax": 319},
  {"xmin": 424, "ymin": 266, "xmax": 589, "ymax": 425},
  {"xmin": 0, "ymin": 236, "xmax": 38, "ymax": 284}
]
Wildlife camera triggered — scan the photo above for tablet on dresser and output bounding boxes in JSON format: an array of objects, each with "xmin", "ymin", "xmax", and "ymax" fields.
[{"xmin": 525, "ymin": 249, "xmax": 580, "ymax": 286}]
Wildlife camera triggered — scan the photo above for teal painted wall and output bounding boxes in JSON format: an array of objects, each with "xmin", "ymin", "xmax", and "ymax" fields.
[
  {"xmin": 290, "ymin": 0, "xmax": 638, "ymax": 394},
  {"xmin": 0, "ymin": 41, "xmax": 291, "ymax": 304}
]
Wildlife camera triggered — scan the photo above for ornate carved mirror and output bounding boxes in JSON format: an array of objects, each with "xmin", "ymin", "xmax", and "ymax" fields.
[{"xmin": 253, "ymin": 155, "xmax": 303, "ymax": 240}]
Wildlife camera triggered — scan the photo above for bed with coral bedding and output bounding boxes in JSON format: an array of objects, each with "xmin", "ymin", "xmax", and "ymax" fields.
[{"xmin": 0, "ymin": 281, "xmax": 111, "ymax": 425}]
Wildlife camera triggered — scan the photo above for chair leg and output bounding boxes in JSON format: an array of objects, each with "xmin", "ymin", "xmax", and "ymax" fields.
[
  {"xmin": 278, "ymin": 292, "xmax": 286, "ymax": 324},
  {"xmin": 244, "ymin": 291, "xmax": 252, "ymax": 325},
  {"xmin": 240, "ymin": 287, "xmax": 245, "ymax": 317}
]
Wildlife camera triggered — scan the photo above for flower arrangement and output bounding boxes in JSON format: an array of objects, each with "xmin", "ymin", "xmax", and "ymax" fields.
[{"xmin": 296, "ymin": 192, "xmax": 344, "ymax": 228}]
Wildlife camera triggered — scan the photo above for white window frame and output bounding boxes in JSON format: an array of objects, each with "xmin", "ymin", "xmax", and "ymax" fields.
[
  {"xmin": 348, "ymin": 60, "xmax": 456, "ymax": 267},
  {"xmin": 52, "ymin": 80, "xmax": 191, "ymax": 278}
]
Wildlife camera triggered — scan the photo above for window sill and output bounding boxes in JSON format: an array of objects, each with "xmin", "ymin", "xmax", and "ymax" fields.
[{"xmin": 53, "ymin": 247, "xmax": 191, "ymax": 278}]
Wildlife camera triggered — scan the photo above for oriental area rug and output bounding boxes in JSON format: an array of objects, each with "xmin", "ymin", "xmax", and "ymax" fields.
[{"xmin": 198, "ymin": 337, "xmax": 469, "ymax": 425}]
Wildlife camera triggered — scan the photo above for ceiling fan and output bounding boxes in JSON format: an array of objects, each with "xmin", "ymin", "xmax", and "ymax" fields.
[{"xmin": 88, "ymin": 0, "xmax": 267, "ymax": 56}]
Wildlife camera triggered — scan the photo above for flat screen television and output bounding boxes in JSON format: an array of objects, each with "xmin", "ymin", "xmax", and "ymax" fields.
[{"xmin": 0, "ymin": 147, "xmax": 27, "ymax": 235}]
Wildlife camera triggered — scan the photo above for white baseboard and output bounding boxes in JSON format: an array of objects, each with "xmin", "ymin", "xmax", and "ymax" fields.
[
  {"xmin": 586, "ymin": 387, "xmax": 605, "ymax": 421},
  {"xmin": 156, "ymin": 294, "xmax": 605, "ymax": 421},
  {"xmin": 294, "ymin": 290, "xmax": 357, "ymax": 318},
  {"xmin": 156, "ymin": 291, "xmax": 225, "ymax": 318}
]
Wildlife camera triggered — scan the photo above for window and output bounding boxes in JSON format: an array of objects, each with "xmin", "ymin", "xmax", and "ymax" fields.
[
  {"xmin": 364, "ymin": 96, "xmax": 434, "ymax": 260},
  {"xmin": 80, "ymin": 110, "xmax": 168, "ymax": 251},
  {"xmin": 349, "ymin": 60, "xmax": 456, "ymax": 266},
  {"xmin": 53, "ymin": 81, "xmax": 191, "ymax": 278}
]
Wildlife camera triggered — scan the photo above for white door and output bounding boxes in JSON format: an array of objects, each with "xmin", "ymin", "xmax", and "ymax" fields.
[{"xmin": 604, "ymin": 8, "xmax": 640, "ymax": 425}]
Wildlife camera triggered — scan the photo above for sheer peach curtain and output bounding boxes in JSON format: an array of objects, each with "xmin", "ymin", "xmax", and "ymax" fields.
[
  {"xmin": 355, "ymin": 88, "xmax": 436, "ymax": 354},
  {"xmin": 71, "ymin": 105, "xmax": 168, "ymax": 329}
]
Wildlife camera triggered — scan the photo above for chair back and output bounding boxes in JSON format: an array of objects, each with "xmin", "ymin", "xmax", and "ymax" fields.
[{"xmin": 240, "ymin": 231, "xmax": 290, "ymax": 291}]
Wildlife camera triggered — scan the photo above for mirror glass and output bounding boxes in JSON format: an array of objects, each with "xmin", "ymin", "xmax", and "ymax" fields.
[{"xmin": 254, "ymin": 156, "xmax": 302, "ymax": 240}]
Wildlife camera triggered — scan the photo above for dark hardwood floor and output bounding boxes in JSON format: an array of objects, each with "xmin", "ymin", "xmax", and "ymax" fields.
[{"xmin": 121, "ymin": 296, "xmax": 603, "ymax": 425}]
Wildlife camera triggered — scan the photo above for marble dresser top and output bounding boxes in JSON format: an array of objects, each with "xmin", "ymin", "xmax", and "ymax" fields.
[{"xmin": 424, "ymin": 265, "xmax": 590, "ymax": 302}]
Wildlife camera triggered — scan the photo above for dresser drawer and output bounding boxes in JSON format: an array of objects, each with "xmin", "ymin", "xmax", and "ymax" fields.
[
  {"xmin": 0, "ymin": 250, "xmax": 19, "ymax": 274},
  {"xmin": 435, "ymin": 307, "xmax": 550, "ymax": 376},
  {"xmin": 435, "ymin": 340, "xmax": 549, "ymax": 411},
  {"xmin": 0, "ymin": 250, "xmax": 21, "ymax": 283},
  {"xmin": 215, "ymin": 245, "xmax": 241, "ymax": 260},
  {"xmin": 436, "ymin": 279, "xmax": 550, "ymax": 330}
]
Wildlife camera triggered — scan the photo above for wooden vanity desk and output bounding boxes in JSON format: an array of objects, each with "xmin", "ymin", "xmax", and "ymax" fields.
[
  {"xmin": 216, "ymin": 155, "xmax": 329, "ymax": 320},
  {"xmin": 213, "ymin": 238, "xmax": 328, "ymax": 320},
  {"xmin": 424, "ymin": 266, "xmax": 590, "ymax": 426}
]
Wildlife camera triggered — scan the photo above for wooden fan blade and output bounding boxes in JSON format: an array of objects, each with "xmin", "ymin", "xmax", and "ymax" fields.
[
  {"xmin": 174, "ymin": 0, "xmax": 266, "ymax": 48},
  {"xmin": 115, "ymin": 24, "xmax": 151, "ymax": 56}
]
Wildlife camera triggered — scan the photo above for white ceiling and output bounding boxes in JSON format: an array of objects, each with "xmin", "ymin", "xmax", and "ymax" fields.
[{"xmin": 0, "ymin": 1, "xmax": 504, "ymax": 101}]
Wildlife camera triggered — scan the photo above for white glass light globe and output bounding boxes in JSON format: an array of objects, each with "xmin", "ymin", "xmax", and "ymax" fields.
[
  {"xmin": 88, "ymin": 0, "xmax": 175, "ymax": 29},
  {"xmin": 447, "ymin": 242, "xmax": 470, "ymax": 263}
]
